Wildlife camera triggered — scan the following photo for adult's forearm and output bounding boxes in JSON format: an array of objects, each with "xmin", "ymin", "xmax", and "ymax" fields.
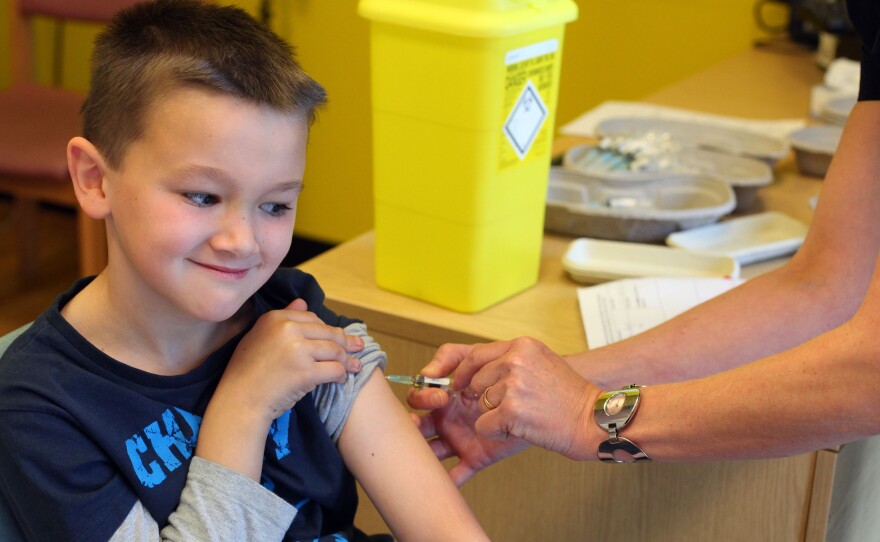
[
  {"xmin": 568, "ymin": 256, "xmax": 880, "ymax": 461},
  {"xmin": 621, "ymin": 315, "xmax": 880, "ymax": 461},
  {"xmin": 569, "ymin": 256, "xmax": 863, "ymax": 389},
  {"xmin": 570, "ymin": 102, "xmax": 880, "ymax": 391}
]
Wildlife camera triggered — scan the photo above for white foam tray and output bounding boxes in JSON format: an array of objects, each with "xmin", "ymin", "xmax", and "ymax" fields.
[
  {"xmin": 665, "ymin": 212, "xmax": 808, "ymax": 265},
  {"xmin": 562, "ymin": 238, "xmax": 740, "ymax": 284}
]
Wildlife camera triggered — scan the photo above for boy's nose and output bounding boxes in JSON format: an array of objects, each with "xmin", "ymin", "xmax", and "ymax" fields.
[{"xmin": 211, "ymin": 211, "xmax": 259, "ymax": 256}]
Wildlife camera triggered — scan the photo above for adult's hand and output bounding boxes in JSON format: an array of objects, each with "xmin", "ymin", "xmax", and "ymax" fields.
[
  {"xmin": 409, "ymin": 338, "xmax": 604, "ymax": 484},
  {"xmin": 408, "ymin": 342, "xmax": 529, "ymax": 486},
  {"xmin": 459, "ymin": 337, "xmax": 601, "ymax": 461},
  {"xmin": 409, "ymin": 384, "xmax": 529, "ymax": 487}
]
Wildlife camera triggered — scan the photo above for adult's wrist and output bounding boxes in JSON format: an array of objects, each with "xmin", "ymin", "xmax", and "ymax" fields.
[
  {"xmin": 565, "ymin": 352, "xmax": 616, "ymax": 391},
  {"xmin": 570, "ymin": 347, "xmax": 646, "ymax": 390},
  {"xmin": 575, "ymin": 386, "xmax": 610, "ymax": 461}
]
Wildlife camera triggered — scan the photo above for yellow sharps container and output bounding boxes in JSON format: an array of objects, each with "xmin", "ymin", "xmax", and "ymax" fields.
[{"xmin": 359, "ymin": 0, "xmax": 578, "ymax": 312}]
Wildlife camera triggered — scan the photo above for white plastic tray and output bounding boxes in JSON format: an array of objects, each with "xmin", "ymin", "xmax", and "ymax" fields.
[
  {"xmin": 562, "ymin": 238, "xmax": 740, "ymax": 284},
  {"xmin": 665, "ymin": 212, "xmax": 808, "ymax": 265},
  {"xmin": 596, "ymin": 117, "xmax": 789, "ymax": 165}
]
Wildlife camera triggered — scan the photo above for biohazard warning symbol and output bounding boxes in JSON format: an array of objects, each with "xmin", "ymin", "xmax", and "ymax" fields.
[{"xmin": 503, "ymin": 80, "xmax": 548, "ymax": 160}]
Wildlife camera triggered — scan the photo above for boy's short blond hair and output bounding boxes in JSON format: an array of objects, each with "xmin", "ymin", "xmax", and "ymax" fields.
[{"xmin": 82, "ymin": 0, "xmax": 327, "ymax": 169}]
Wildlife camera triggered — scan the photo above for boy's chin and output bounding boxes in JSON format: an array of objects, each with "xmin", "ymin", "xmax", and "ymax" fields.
[{"xmin": 188, "ymin": 295, "xmax": 254, "ymax": 324}]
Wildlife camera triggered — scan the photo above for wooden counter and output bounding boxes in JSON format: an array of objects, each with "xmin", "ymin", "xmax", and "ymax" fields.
[{"xmin": 300, "ymin": 46, "xmax": 833, "ymax": 541}]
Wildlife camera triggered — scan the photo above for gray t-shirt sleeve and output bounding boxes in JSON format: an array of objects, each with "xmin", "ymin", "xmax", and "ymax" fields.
[
  {"xmin": 312, "ymin": 322, "xmax": 387, "ymax": 442},
  {"xmin": 109, "ymin": 457, "xmax": 296, "ymax": 541}
]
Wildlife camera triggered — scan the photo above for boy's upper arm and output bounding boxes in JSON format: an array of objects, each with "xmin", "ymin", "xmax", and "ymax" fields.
[{"xmin": 337, "ymin": 371, "xmax": 488, "ymax": 541}]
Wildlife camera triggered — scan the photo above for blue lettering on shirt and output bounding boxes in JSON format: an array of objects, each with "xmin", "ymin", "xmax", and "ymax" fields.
[
  {"xmin": 301, "ymin": 534, "xmax": 348, "ymax": 542},
  {"xmin": 125, "ymin": 433, "xmax": 167, "ymax": 488},
  {"xmin": 144, "ymin": 409, "xmax": 195, "ymax": 472},
  {"xmin": 126, "ymin": 407, "xmax": 295, "ymax": 488},
  {"xmin": 269, "ymin": 410, "xmax": 292, "ymax": 460},
  {"xmin": 126, "ymin": 407, "xmax": 200, "ymax": 487}
]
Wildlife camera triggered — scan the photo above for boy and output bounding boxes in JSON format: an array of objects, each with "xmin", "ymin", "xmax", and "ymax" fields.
[{"xmin": 0, "ymin": 1, "xmax": 489, "ymax": 541}]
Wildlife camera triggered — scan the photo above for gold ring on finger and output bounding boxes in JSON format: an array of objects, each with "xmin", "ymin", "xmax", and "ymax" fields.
[{"xmin": 481, "ymin": 385, "xmax": 498, "ymax": 410}]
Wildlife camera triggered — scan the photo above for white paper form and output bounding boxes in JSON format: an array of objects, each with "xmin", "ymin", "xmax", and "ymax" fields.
[{"xmin": 578, "ymin": 277, "xmax": 745, "ymax": 349}]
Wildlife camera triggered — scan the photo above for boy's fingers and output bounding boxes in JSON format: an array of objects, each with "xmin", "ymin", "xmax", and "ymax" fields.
[
  {"xmin": 346, "ymin": 333, "xmax": 365, "ymax": 352},
  {"xmin": 294, "ymin": 340, "xmax": 361, "ymax": 372},
  {"xmin": 285, "ymin": 298, "xmax": 309, "ymax": 311},
  {"xmin": 310, "ymin": 360, "xmax": 349, "ymax": 385},
  {"xmin": 346, "ymin": 355, "xmax": 362, "ymax": 373},
  {"xmin": 270, "ymin": 305, "xmax": 365, "ymax": 353},
  {"xmin": 277, "ymin": 309, "xmax": 322, "ymax": 325},
  {"xmin": 279, "ymin": 321, "xmax": 364, "ymax": 353}
]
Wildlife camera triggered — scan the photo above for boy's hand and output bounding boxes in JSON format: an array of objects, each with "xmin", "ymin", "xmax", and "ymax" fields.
[
  {"xmin": 219, "ymin": 299, "xmax": 364, "ymax": 425},
  {"xmin": 198, "ymin": 300, "xmax": 363, "ymax": 480}
]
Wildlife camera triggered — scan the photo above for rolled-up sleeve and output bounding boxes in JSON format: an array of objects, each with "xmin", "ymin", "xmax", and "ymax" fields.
[{"xmin": 311, "ymin": 323, "xmax": 387, "ymax": 442}]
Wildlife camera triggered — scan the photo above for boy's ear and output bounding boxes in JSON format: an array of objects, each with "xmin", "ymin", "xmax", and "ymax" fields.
[{"xmin": 67, "ymin": 136, "xmax": 111, "ymax": 220}]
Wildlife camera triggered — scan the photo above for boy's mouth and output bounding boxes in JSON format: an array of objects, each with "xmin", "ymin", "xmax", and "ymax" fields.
[{"xmin": 192, "ymin": 261, "xmax": 254, "ymax": 279}]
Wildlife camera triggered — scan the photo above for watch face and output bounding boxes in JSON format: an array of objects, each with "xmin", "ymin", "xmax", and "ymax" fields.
[{"xmin": 605, "ymin": 392, "xmax": 626, "ymax": 416}]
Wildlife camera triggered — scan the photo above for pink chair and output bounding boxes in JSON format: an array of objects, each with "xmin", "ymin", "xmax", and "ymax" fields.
[{"xmin": 0, "ymin": 0, "xmax": 141, "ymax": 283}]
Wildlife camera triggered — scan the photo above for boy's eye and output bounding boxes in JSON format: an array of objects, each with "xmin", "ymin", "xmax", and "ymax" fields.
[
  {"xmin": 183, "ymin": 192, "xmax": 218, "ymax": 207},
  {"xmin": 260, "ymin": 203, "xmax": 293, "ymax": 217}
]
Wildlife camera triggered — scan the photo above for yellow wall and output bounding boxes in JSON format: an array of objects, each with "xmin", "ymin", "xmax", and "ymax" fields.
[
  {"xmin": 0, "ymin": 0, "xmax": 786, "ymax": 244},
  {"xmin": 557, "ymin": 0, "xmax": 787, "ymax": 128},
  {"xmin": 266, "ymin": 1, "xmax": 374, "ymax": 244}
]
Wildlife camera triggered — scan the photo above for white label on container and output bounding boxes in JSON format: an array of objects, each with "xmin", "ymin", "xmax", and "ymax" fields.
[
  {"xmin": 500, "ymin": 39, "xmax": 558, "ymax": 166},
  {"xmin": 505, "ymin": 39, "xmax": 558, "ymax": 66},
  {"xmin": 503, "ymin": 79, "xmax": 548, "ymax": 160}
]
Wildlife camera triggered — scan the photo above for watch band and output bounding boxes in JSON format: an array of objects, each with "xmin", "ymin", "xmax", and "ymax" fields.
[
  {"xmin": 597, "ymin": 437, "xmax": 651, "ymax": 462},
  {"xmin": 594, "ymin": 384, "xmax": 651, "ymax": 463}
]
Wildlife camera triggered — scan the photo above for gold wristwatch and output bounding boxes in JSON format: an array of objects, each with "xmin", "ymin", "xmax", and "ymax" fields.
[{"xmin": 593, "ymin": 384, "xmax": 651, "ymax": 463}]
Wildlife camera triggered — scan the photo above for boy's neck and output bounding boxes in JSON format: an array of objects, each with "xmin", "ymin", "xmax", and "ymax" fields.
[{"xmin": 60, "ymin": 273, "xmax": 252, "ymax": 376}]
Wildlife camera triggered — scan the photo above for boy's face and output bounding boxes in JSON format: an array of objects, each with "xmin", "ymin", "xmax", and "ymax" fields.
[{"xmin": 102, "ymin": 87, "xmax": 308, "ymax": 323}]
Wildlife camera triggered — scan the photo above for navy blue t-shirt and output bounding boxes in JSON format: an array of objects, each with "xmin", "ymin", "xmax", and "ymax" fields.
[{"xmin": 0, "ymin": 268, "xmax": 360, "ymax": 541}]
